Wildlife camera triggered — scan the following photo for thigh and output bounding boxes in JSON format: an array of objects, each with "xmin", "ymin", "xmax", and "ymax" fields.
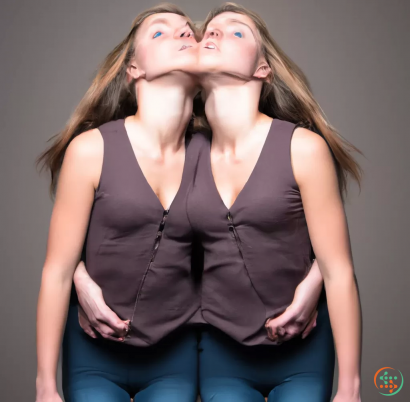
[
  {"xmin": 62, "ymin": 304, "xmax": 131, "ymax": 400},
  {"xmin": 132, "ymin": 326, "xmax": 199, "ymax": 402},
  {"xmin": 266, "ymin": 296, "xmax": 335, "ymax": 400},
  {"xmin": 64, "ymin": 376, "xmax": 131, "ymax": 402},
  {"xmin": 199, "ymin": 327, "xmax": 265, "ymax": 402},
  {"xmin": 200, "ymin": 377, "xmax": 265, "ymax": 402},
  {"xmin": 267, "ymin": 373, "xmax": 331, "ymax": 402},
  {"xmin": 199, "ymin": 295, "xmax": 334, "ymax": 400},
  {"xmin": 133, "ymin": 377, "xmax": 197, "ymax": 402}
]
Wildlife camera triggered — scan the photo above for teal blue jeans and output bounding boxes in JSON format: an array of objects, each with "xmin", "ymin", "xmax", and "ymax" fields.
[
  {"xmin": 199, "ymin": 290, "xmax": 335, "ymax": 402},
  {"xmin": 62, "ymin": 304, "xmax": 198, "ymax": 402}
]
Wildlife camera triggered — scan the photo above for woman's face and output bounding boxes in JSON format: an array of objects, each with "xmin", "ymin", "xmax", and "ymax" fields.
[
  {"xmin": 129, "ymin": 13, "xmax": 198, "ymax": 80},
  {"xmin": 198, "ymin": 12, "xmax": 266, "ymax": 78}
]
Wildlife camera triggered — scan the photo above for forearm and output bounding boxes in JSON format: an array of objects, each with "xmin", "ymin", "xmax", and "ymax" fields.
[
  {"xmin": 324, "ymin": 269, "xmax": 361, "ymax": 394},
  {"xmin": 292, "ymin": 259, "xmax": 323, "ymax": 309},
  {"xmin": 302, "ymin": 259, "xmax": 323, "ymax": 289},
  {"xmin": 36, "ymin": 267, "xmax": 73, "ymax": 389}
]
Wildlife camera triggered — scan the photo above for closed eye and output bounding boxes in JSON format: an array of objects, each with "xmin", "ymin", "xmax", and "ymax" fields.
[
  {"xmin": 234, "ymin": 32, "xmax": 243, "ymax": 38},
  {"xmin": 153, "ymin": 31, "xmax": 162, "ymax": 38}
]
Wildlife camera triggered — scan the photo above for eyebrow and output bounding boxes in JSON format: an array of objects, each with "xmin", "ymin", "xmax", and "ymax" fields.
[
  {"xmin": 148, "ymin": 18, "xmax": 171, "ymax": 27},
  {"xmin": 149, "ymin": 18, "xmax": 190, "ymax": 29}
]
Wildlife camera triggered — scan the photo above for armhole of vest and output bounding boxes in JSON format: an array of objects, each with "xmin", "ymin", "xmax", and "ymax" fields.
[
  {"xmin": 288, "ymin": 123, "xmax": 302, "ymax": 193},
  {"xmin": 94, "ymin": 127, "xmax": 107, "ymax": 195}
]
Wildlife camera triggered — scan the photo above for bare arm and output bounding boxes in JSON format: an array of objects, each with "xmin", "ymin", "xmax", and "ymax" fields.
[
  {"xmin": 292, "ymin": 128, "xmax": 361, "ymax": 400},
  {"xmin": 265, "ymin": 259, "xmax": 323, "ymax": 343},
  {"xmin": 36, "ymin": 130, "xmax": 102, "ymax": 400},
  {"xmin": 73, "ymin": 261, "xmax": 129, "ymax": 340}
]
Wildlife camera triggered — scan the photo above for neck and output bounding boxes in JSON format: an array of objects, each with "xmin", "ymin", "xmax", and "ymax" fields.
[
  {"xmin": 129, "ymin": 72, "xmax": 198, "ymax": 152},
  {"xmin": 201, "ymin": 75, "xmax": 267, "ymax": 150}
]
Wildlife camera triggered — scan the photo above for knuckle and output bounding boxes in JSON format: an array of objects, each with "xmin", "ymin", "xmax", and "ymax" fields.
[
  {"xmin": 89, "ymin": 318, "xmax": 99, "ymax": 327},
  {"xmin": 94, "ymin": 312, "xmax": 103, "ymax": 321}
]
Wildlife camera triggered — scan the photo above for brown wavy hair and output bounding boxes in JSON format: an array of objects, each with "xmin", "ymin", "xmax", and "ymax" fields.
[
  {"xmin": 195, "ymin": 2, "xmax": 362, "ymax": 197},
  {"xmin": 37, "ymin": 3, "xmax": 194, "ymax": 194}
]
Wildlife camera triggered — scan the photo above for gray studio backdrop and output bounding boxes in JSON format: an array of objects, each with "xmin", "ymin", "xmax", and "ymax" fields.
[{"xmin": 1, "ymin": 0, "xmax": 409, "ymax": 400}]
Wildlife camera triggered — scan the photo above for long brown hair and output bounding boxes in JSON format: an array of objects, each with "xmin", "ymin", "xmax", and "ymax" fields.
[
  {"xmin": 196, "ymin": 3, "xmax": 362, "ymax": 197},
  {"xmin": 37, "ymin": 3, "xmax": 194, "ymax": 194}
]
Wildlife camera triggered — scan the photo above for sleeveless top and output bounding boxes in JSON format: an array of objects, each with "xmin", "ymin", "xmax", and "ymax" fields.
[
  {"xmin": 186, "ymin": 119, "xmax": 314, "ymax": 346},
  {"xmin": 83, "ymin": 119, "xmax": 204, "ymax": 347}
]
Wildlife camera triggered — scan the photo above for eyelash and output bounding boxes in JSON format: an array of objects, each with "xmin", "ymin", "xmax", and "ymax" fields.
[
  {"xmin": 234, "ymin": 32, "xmax": 243, "ymax": 38},
  {"xmin": 153, "ymin": 32, "xmax": 162, "ymax": 38}
]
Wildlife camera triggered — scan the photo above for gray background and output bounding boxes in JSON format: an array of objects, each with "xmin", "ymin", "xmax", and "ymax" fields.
[{"xmin": 1, "ymin": 0, "xmax": 409, "ymax": 400}]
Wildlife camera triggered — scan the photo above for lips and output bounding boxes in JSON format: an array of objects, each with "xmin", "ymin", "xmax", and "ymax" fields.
[
  {"xmin": 203, "ymin": 41, "xmax": 217, "ymax": 50},
  {"xmin": 179, "ymin": 44, "xmax": 193, "ymax": 51}
]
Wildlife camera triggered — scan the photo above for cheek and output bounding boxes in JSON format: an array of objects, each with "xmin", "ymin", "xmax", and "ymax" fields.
[
  {"xmin": 135, "ymin": 43, "xmax": 169, "ymax": 71},
  {"xmin": 226, "ymin": 42, "xmax": 259, "ymax": 71},
  {"xmin": 134, "ymin": 45, "xmax": 150, "ymax": 70}
]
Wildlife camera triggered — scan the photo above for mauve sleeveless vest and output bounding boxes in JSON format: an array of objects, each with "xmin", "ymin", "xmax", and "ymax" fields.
[
  {"xmin": 83, "ymin": 119, "xmax": 203, "ymax": 347},
  {"xmin": 187, "ymin": 119, "xmax": 314, "ymax": 346}
]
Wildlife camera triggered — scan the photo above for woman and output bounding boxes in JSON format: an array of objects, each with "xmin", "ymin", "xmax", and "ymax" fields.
[
  {"xmin": 189, "ymin": 3, "xmax": 362, "ymax": 402},
  {"xmin": 36, "ymin": 5, "xmax": 204, "ymax": 402}
]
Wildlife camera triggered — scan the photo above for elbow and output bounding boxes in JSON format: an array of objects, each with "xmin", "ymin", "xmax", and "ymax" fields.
[
  {"xmin": 41, "ymin": 263, "xmax": 74, "ymax": 287},
  {"xmin": 320, "ymin": 260, "xmax": 356, "ymax": 284}
]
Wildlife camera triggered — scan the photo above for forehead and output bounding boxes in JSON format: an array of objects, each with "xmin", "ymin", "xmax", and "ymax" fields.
[
  {"xmin": 207, "ymin": 11, "xmax": 256, "ymax": 30},
  {"xmin": 141, "ymin": 12, "xmax": 188, "ymax": 31}
]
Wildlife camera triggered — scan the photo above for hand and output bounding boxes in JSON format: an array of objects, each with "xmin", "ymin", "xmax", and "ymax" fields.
[
  {"xmin": 73, "ymin": 261, "xmax": 129, "ymax": 340},
  {"xmin": 265, "ymin": 262, "xmax": 322, "ymax": 343},
  {"xmin": 333, "ymin": 391, "xmax": 361, "ymax": 402},
  {"xmin": 265, "ymin": 302, "xmax": 317, "ymax": 344}
]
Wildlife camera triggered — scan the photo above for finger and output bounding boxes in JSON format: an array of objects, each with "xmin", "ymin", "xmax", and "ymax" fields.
[
  {"xmin": 266, "ymin": 307, "xmax": 296, "ymax": 337},
  {"xmin": 265, "ymin": 318, "xmax": 284, "ymax": 340},
  {"xmin": 82, "ymin": 325, "xmax": 98, "ymax": 339},
  {"xmin": 99, "ymin": 306, "xmax": 129, "ymax": 336},
  {"xmin": 265, "ymin": 325, "xmax": 277, "ymax": 341},
  {"xmin": 99, "ymin": 333, "xmax": 125, "ymax": 342},
  {"xmin": 265, "ymin": 323, "xmax": 275, "ymax": 340},
  {"xmin": 78, "ymin": 308, "xmax": 97, "ymax": 339},
  {"xmin": 91, "ymin": 320, "xmax": 124, "ymax": 342},
  {"xmin": 277, "ymin": 326, "xmax": 286, "ymax": 337},
  {"xmin": 94, "ymin": 321, "xmax": 121, "ymax": 338},
  {"xmin": 278, "ymin": 324, "xmax": 304, "ymax": 343},
  {"xmin": 302, "ymin": 310, "xmax": 318, "ymax": 339}
]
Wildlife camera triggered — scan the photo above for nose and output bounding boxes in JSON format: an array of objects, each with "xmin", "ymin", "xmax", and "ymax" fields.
[
  {"xmin": 175, "ymin": 25, "xmax": 195, "ymax": 40},
  {"xmin": 206, "ymin": 29, "xmax": 222, "ymax": 39}
]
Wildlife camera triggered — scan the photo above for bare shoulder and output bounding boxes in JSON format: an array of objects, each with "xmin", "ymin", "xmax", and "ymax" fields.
[
  {"xmin": 65, "ymin": 128, "xmax": 103, "ymax": 162},
  {"xmin": 291, "ymin": 127, "xmax": 330, "ymax": 160},
  {"xmin": 290, "ymin": 127, "xmax": 336, "ymax": 186},
  {"xmin": 62, "ymin": 129, "xmax": 104, "ymax": 188}
]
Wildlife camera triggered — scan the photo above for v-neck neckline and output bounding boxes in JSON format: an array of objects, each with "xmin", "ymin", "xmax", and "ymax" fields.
[
  {"xmin": 207, "ymin": 119, "xmax": 276, "ymax": 212},
  {"xmin": 121, "ymin": 118, "xmax": 188, "ymax": 212}
]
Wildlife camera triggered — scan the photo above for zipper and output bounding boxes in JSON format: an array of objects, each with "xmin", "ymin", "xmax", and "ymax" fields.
[
  {"xmin": 227, "ymin": 211, "xmax": 262, "ymax": 301},
  {"xmin": 126, "ymin": 209, "xmax": 169, "ymax": 338},
  {"xmin": 227, "ymin": 212, "xmax": 243, "ymax": 256}
]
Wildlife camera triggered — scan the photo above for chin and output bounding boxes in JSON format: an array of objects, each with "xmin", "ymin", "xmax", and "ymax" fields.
[{"xmin": 198, "ymin": 57, "xmax": 223, "ymax": 72}]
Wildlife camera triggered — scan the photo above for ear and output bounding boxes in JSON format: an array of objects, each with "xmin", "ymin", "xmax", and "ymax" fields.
[
  {"xmin": 253, "ymin": 60, "xmax": 271, "ymax": 81},
  {"xmin": 126, "ymin": 60, "xmax": 144, "ymax": 83}
]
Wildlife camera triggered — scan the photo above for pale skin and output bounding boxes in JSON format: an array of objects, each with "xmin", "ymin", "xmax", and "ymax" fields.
[
  {"xmin": 36, "ymin": 13, "xmax": 198, "ymax": 402},
  {"xmin": 197, "ymin": 12, "xmax": 362, "ymax": 402}
]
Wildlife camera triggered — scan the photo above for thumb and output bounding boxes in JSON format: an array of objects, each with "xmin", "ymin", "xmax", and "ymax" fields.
[
  {"xmin": 101, "ymin": 306, "xmax": 129, "ymax": 335},
  {"xmin": 267, "ymin": 307, "xmax": 294, "ymax": 329}
]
